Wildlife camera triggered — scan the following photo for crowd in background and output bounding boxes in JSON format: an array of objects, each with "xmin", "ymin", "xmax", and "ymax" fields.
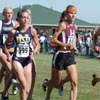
[
  {"xmin": 76, "ymin": 30, "xmax": 96, "ymax": 57},
  {"xmin": 38, "ymin": 29, "xmax": 99, "ymax": 58}
]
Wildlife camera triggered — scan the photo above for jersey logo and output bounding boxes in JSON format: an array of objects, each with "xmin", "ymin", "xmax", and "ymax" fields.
[{"xmin": 16, "ymin": 34, "xmax": 30, "ymax": 44}]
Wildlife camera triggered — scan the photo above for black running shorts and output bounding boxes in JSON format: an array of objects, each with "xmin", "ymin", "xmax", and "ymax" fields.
[{"xmin": 53, "ymin": 52, "xmax": 76, "ymax": 70}]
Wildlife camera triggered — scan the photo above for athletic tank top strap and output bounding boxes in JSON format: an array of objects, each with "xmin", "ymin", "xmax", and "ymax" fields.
[
  {"xmin": 15, "ymin": 26, "xmax": 33, "ymax": 39},
  {"xmin": 12, "ymin": 20, "xmax": 15, "ymax": 28},
  {"xmin": 64, "ymin": 21, "xmax": 76, "ymax": 30},
  {"xmin": 0, "ymin": 20, "xmax": 2, "ymax": 34}
]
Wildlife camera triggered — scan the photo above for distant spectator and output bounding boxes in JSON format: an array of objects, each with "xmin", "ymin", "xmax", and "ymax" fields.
[
  {"xmin": 76, "ymin": 39, "xmax": 81, "ymax": 54},
  {"xmin": 86, "ymin": 34, "xmax": 91, "ymax": 56},
  {"xmin": 39, "ymin": 33, "xmax": 45, "ymax": 52},
  {"xmin": 44, "ymin": 35, "xmax": 49, "ymax": 52}
]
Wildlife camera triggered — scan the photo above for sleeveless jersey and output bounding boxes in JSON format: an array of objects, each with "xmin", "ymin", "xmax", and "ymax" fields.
[
  {"xmin": 0, "ymin": 20, "xmax": 15, "ymax": 48},
  {"xmin": 14, "ymin": 27, "xmax": 33, "ymax": 58},
  {"xmin": 57, "ymin": 21, "xmax": 76, "ymax": 50}
]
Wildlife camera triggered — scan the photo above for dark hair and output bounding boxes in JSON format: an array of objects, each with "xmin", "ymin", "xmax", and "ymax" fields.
[
  {"xmin": 17, "ymin": 9, "xmax": 26, "ymax": 18},
  {"xmin": 59, "ymin": 10, "xmax": 66, "ymax": 23},
  {"xmin": 66, "ymin": 5, "xmax": 76, "ymax": 10}
]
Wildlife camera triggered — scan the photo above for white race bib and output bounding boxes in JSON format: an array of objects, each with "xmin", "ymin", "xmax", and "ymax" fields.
[
  {"xmin": 16, "ymin": 44, "xmax": 29, "ymax": 57},
  {"xmin": 67, "ymin": 29, "xmax": 75, "ymax": 43},
  {"xmin": 67, "ymin": 35, "xmax": 75, "ymax": 43}
]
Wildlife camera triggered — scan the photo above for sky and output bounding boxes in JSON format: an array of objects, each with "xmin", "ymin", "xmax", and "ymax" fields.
[{"xmin": 0, "ymin": 0, "xmax": 100, "ymax": 24}]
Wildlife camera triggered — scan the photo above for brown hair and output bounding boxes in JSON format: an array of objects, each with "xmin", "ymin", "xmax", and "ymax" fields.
[{"xmin": 59, "ymin": 10, "xmax": 66, "ymax": 23}]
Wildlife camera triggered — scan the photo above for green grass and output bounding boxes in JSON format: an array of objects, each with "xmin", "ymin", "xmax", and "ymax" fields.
[{"xmin": 0, "ymin": 53, "xmax": 100, "ymax": 100}]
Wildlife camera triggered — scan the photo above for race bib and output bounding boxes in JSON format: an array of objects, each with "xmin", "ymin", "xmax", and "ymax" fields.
[
  {"xmin": 67, "ymin": 35, "xmax": 75, "ymax": 43},
  {"xmin": 16, "ymin": 44, "xmax": 29, "ymax": 57},
  {"xmin": 67, "ymin": 29, "xmax": 75, "ymax": 43}
]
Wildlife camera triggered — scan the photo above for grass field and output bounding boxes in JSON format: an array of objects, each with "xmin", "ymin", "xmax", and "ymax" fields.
[{"xmin": 0, "ymin": 53, "xmax": 100, "ymax": 100}]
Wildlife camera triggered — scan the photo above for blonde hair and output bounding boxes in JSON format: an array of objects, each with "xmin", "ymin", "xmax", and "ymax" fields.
[{"xmin": 3, "ymin": 7, "xmax": 13, "ymax": 14}]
